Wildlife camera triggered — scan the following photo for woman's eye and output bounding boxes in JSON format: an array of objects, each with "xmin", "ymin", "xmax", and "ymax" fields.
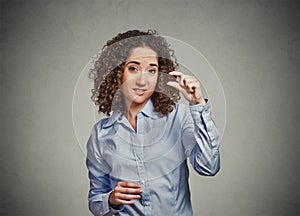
[
  {"xmin": 149, "ymin": 69, "xmax": 157, "ymax": 74},
  {"xmin": 129, "ymin": 66, "xmax": 138, "ymax": 71}
]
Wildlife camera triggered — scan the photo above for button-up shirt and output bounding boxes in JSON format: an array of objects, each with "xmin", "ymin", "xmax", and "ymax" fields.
[{"xmin": 86, "ymin": 99, "xmax": 220, "ymax": 216}]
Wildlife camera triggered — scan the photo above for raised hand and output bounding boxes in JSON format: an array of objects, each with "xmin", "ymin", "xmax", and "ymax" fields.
[{"xmin": 167, "ymin": 71, "xmax": 206, "ymax": 105}]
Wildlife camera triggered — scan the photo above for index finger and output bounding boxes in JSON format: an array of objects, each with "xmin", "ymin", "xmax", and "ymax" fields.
[
  {"xmin": 168, "ymin": 71, "xmax": 183, "ymax": 77},
  {"xmin": 118, "ymin": 182, "xmax": 141, "ymax": 188}
]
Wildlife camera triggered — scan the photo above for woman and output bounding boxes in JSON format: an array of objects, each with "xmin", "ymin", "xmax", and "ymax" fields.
[{"xmin": 86, "ymin": 29, "xmax": 220, "ymax": 216}]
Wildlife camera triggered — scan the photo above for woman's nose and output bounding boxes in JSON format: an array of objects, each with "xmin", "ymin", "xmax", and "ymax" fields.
[{"xmin": 136, "ymin": 71, "xmax": 146, "ymax": 86}]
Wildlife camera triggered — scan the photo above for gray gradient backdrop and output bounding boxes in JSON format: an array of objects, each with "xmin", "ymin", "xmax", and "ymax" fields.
[{"xmin": 1, "ymin": 0, "xmax": 299, "ymax": 215}]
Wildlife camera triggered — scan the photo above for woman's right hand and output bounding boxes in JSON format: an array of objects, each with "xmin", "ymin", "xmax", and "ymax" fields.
[{"xmin": 109, "ymin": 182, "xmax": 143, "ymax": 206}]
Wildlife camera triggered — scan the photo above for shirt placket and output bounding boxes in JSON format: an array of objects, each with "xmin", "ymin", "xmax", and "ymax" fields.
[{"xmin": 131, "ymin": 113, "xmax": 151, "ymax": 215}]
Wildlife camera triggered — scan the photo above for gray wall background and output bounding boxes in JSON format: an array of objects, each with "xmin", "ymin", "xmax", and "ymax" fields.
[{"xmin": 1, "ymin": 0, "xmax": 299, "ymax": 215}]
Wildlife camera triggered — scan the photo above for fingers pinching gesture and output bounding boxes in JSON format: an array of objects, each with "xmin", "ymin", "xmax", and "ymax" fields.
[{"xmin": 167, "ymin": 71, "xmax": 206, "ymax": 105}]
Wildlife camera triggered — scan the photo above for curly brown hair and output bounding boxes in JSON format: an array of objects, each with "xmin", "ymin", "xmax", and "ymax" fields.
[{"xmin": 89, "ymin": 29, "xmax": 180, "ymax": 116}]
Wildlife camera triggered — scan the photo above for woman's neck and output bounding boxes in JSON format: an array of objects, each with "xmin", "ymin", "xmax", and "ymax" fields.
[
  {"xmin": 125, "ymin": 101, "xmax": 148, "ymax": 132},
  {"xmin": 126, "ymin": 109, "xmax": 138, "ymax": 132}
]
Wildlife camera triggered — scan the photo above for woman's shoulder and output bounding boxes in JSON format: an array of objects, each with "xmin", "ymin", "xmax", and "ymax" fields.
[
  {"xmin": 91, "ymin": 110, "xmax": 122, "ymax": 132},
  {"xmin": 90, "ymin": 117, "xmax": 111, "ymax": 133}
]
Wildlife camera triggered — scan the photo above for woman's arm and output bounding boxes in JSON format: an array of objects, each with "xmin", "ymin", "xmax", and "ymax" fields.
[
  {"xmin": 86, "ymin": 124, "xmax": 120, "ymax": 216},
  {"xmin": 182, "ymin": 102, "xmax": 220, "ymax": 176},
  {"xmin": 167, "ymin": 71, "xmax": 220, "ymax": 176},
  {"xmin": 86, "ymin": 159, "xmax": 119, "ymax": 216}
]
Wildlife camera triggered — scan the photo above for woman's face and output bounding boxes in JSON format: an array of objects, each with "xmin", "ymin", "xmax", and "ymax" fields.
[{"xmin": 121, "ymin": 46, "xmax": 158, "ymax": 110}]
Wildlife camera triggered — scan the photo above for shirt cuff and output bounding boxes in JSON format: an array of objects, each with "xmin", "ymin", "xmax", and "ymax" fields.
[
  {"xmin": 105, "ymin": 192, "xmax": 125, "ymax": 215},
  {"xmin": 189, "ymin": 98, "xmax": 210, "ymax": 113},
  {"xmin": 189, "ymin": 99, "xmax": 216, "ymax": 136},
  {"xmin": 90, "ymin": 192, "xmax": 123, "ymax": 215}
]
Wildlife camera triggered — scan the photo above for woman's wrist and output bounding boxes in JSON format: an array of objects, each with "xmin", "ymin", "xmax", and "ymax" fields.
[{"xmin": 190, "ymin": 97, "xmax": 206, "ymax": 106}]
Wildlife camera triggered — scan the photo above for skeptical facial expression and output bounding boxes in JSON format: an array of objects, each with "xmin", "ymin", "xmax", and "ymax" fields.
[{"xmin": 121, "ymin": 46, "xmax": 158, "ymax": 109}]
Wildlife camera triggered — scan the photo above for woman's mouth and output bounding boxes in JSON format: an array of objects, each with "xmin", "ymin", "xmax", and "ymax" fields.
[{"xmin": 133, "ymin": 88, "xmax": 147, "ymax": 95}]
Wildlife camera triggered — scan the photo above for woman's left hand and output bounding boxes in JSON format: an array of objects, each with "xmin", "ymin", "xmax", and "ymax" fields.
[{"xmin": 167, "ymin": 71, "xmax": 206, "ymax": 105}]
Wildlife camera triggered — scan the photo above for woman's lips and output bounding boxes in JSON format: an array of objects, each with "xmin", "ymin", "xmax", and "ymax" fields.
[{"xmin": 133, "ymin": 88, "xmax": 147, "ymax": 95}]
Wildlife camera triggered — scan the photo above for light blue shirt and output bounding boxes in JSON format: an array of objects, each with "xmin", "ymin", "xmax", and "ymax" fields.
[{"xmin": 86, "ymin": 99, "xmax": 220, "ymax": 216}]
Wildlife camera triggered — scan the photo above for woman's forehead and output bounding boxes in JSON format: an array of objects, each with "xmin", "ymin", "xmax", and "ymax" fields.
[{"xmin": 126, "ymin": 47, "xmax": 158, "ymax": 63}]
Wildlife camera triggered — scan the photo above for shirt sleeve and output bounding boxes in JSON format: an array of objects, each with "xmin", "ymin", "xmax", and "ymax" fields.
[
  {"xmin": 181, "ymin": 100, "xmax": 221, "ymax": 176},
  {"xmin": 86, "ymin": 123, "xmax": 123, "ymax": 216}
]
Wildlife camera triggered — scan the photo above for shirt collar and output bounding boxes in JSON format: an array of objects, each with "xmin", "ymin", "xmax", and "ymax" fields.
[
  {"xmin": 102, "ymin": 99, "xmax": 160, "ymax": 128},
  {"xmin": 102, "ymin": 110, "xmax": 122, "ymax": 128}
]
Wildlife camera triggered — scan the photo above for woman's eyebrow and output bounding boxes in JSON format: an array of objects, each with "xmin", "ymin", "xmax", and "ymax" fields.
[
  {"xmin": 149, "ymin": 63, "xmax": 158, "ymax": 67},
  {"xmin": 125, "ymin": 61, "xmax": 158, "ymax": 67},
  {"xmin": 126, "ymin": 61, "xmax": 140, "ymax": 66}
]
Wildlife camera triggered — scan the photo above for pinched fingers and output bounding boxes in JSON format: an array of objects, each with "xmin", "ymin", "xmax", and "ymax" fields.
[
  {"xmin": 168, "ymin": 71, "xmax": 205, "ymax": 105},
  {"xmin": 168, "ymin": 71, "xmax": 185, "ymax": 87},
  {"xmin": 168, "ymin": 71, "xmax": 200, "ymax": 92}
]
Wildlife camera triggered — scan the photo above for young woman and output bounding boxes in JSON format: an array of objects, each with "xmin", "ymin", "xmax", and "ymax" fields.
[{"xmin": 86, "ymin": 29, "xmax": 220, "ymax": 216}]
